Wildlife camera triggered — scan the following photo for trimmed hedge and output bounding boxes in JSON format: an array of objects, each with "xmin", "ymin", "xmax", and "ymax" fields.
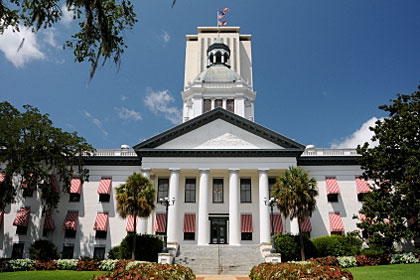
[
  {"xmin": 274, "ymin": 233, "xmax": 317, "ymax": 261},
  {"xmin": 29, "ymin": 240, "xmax": 59, "ymax": 261},
  {"xmin": 311, "ymin": 235, "xmax": 362, "ymax": 257},
  {"xmin": 108, "ymin": 233, "xmax": 163, "ymax": 262},
  {"xmin": 249, "ymin": 262, "xmax": 353, "ymax": 280}
]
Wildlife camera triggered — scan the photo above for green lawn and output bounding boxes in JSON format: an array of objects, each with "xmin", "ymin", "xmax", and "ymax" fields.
[
  {"xmin": 0, "ymin": 270, "xmax": 106, "ymax": 280},
  {"xmin": 348, "ymin": 263, "xmax": 420, "ymax": 280}
]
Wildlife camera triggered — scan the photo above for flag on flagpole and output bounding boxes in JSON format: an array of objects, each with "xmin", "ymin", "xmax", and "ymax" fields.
[
  {"xmin": 217, "ymin": 8, "xmax": 230, "ymax": 19},
  {"xmin": 218, "ymin": 20, "xmax": 227, "ymax": 26}
]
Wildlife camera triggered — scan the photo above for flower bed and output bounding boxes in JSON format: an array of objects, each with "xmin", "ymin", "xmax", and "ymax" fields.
[{"xmin": 249, "ymin": 262, "xmax": 353, "ymax": 280}]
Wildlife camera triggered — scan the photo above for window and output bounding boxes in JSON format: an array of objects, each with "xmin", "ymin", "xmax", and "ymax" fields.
[
  {"xmin": 203, "ymin": 99, "xmax": 211, "ymax": 113},
  {"xmin": 268, "ymin": 178, "xmax": 276, "ymax": 198},
  {"xmin": 357, "ymin": 193, "xmax": 365, "ymax": 202},
  {"xmin": 11, "ymin": 243, "xmax": 24, "ymax": 258},
  {"xmin": 226, "ymin": 99, "xmax": 234, "ymax": 113},
  {"xmin": 241, "ymin": 232, "xmax": 252, "ymax": 240},
  {"xmin": 331, "ymin": 231, "xmax": 344, "ymax": 236},
  {"xmin": 22, "ymin": 188, "xmax": 34, "ymax": 197},
  {"xmin": 99, "ymin": 194, "xmax": 110, "ymax": 202},
  {"xmin": 16, "ymin": 226, "xmax": 28, "ymax": 235},
  {"xmin": 95, "ymin": 230, "xmax": 107, "ymax": 239},
  {"xmin": 69, "ymin": 193, "xmax": 80, "ymax": 202},
  {"xmin": 185, "ymin": 178, "xmax": 196, "ymax": 203},
  {"xmin": 212, "ymin": 179, "xmax": 224, "ymax": 203},
  {"xmin": 184, "ymin": 232, "xmax": 195, "ymax": 240},
  {"xmin": 215, "ymin": 99, "xmax": 222, "ymax": 108},
  {"xmin": 327, "ymin": 194, "xmax": 339, "ymax": 202},
  {"xmin": 62, "ymin": 245, "xmax": 74, "ymax": 259},
  {"xmin": 157, "ymin": 179, "xmax": 169, "ymax": 202},
  {"xmin": 65, "ymin": 229, "xmax": 76, "ymax": 238},
  {"xmin": 93, "ymin": 247, "xmax": 106, "ymax": 260},
  {"xmin": 240, "ymin": 179, "xmax": 252, "ymax": 203}
]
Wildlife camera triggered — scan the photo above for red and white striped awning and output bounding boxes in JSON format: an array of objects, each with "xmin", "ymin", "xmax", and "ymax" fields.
[
  {"xmin": 97, "ymin": 178, "xmax": 112, "ymax": 194},
  {"xmin": 0, "ymin": 173, "xmax": 4, "ymax": 182},
  {"xmin": 13, "ymin": 207, "xmax": 30, "ymax": 227},
  {"xmin": 329, "ymin": 213, "xmax": 344, "ymax": 232},
  {"xmin": 271, "ymin": 214, "xmax": 283, "ymax": 233},
  {"xmin": 63, "ymin": 211, "xmax": 78, "ymax": 230},
  {"xmin": 93, "ymin": 212, "xmax": 109, "ymax": 231},
  {"xmin": 355, "ymin": 178, "xmax": 370, "ymax": 194},
  {"xmin": 241, "ymin": 214, "xmax": 253, "ymax": 233},
  {"xmin": 300, "ymin": 217, "xmax": 312, "ymax": 232},
  {"xmin": 0, "ymin": 211, "xmax": 4, "ymax": 226},
  {"xmin": 154, "ymin": 213, "xmax": 166, "ymax": 233},
  {"xmin": 183, "ymin": 214, "xmax": 196, "ymax": 233},
  {"xmin": 326, "ymin": 177, "xmax": 340, "ymax": 194},
  {"xmin": 44, "ymin": 212, "xmax": 55, "ymax": 230},
  {"xmin": 70, "ymin": 178, "xmax": 82, "ymax": 194},
  {"xmin": 51, "ymin": 175, "xmax": 60, "ymax": 193},
  {"xmin": 126, "ymin": 215, "xmax": 137, "ymax": 232}
]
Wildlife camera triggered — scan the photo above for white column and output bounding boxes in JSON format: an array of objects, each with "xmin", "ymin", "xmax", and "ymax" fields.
[
  {"xmin": 138, "ymin": 168, "xmax": 151, "ymax": 234},
  {"xmin": 167, "ymin": 168, "xmax": 180, "ymax": 243},
  {"xmin": 229, "ymin": 168, "xmax": 240, "ymax": 245},
  {"xmin": 197, "ymin": 168, "xmax": 210, "ymax": 245},
  {"xmin": 258, "ymin": 168, "xmax": 270, "ymax": 243},
  {"xmin": 211, "ymin": 99, "xmax": 215, "ymax": 110},
  {"xmin": 222, "ymin": 99, "xmax": 227, "ymax": 110}
]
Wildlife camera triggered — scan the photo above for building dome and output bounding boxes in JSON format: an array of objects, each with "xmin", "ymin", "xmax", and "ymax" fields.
[{"xmin": 194, "ymin": 64, "xmax": 242, "ymax": 83}]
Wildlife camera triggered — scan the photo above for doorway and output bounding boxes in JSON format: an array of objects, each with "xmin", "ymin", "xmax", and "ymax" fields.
[{"xmin": 210, "ymin": 217, "xmax": 228, "ymax": 244}]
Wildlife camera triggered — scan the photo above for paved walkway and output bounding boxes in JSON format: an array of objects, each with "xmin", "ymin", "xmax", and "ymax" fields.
[{"xmin": 196, "ymin": 275, "xmax": 250, "ymax": 280}]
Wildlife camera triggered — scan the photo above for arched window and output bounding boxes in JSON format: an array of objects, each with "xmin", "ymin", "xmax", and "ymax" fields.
[{"xmin": 215, "ymin": 52, "xmax": 222, "ymax": 63}]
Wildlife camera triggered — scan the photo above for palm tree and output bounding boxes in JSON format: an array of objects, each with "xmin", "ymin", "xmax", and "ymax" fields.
[
  {"xmin": 273, "ymin": 166, "xmax": 318, "ymax": 260},
  {"xmin": 115, "ymin": 173, "xmax": 156, "ymax": 259}
]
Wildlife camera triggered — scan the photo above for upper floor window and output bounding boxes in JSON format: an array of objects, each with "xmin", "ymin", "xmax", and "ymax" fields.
[
  {"xmin": 213, "ymin": 179, "xmax": 224, "ymax": 203},
  {"xmin": 203, "ymin": 99, "xmax": 211, "ymax": 113},
  {"xmin": 157, "ymin": 179, "xmax": 169, "ymax": 202},
  {"xmin": 185, "ymin": 178, "xmax": 196, "ymax": 203},
  {"xmin": 240, "ymin": 179, "xmax": 252, "ymax": 203},
  {"xmin": 268, "ymin": 178, "xmax": 277, "ymax": 199},
  {"xmin": 215, "ymin": 99, "xmax": 222, "ymax": 108},
  {"xmin": 226, "ymin": 99, "xmax": 234, "ymax": 113}
]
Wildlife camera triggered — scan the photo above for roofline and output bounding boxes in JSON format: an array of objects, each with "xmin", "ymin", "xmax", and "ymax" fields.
[
  {"xmin": 297, "ymin": 156, "xmax": 360, "ymax": 166},
  {"xmin": 137, "ymin": 149, "xmax": 304, "ymax": 158}
]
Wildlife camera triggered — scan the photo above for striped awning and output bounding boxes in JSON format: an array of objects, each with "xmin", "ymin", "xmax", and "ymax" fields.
[
  {"xmin": 300, "ymin": 217, "xmax": 312, "ymax": 232},
  {"xmin": 0, "ymin": 173, "xmax": 4, "ymax": 182},
  {"xmin": 154, "ymin": 213, "xmax": 166, "ymax": 233},
  {"xmin": 44, "ymin": 212, "xmax": 55, "ymax": 230},
  {"xmin": 271, "ymin": 214, "xmax": 283, "ymax": 233},
  {"xmin": 329, "ymin": 213, "xmax": 344, "ymax": 232},
  {"xmin": 70, "ymin": 178, "xmax": 82, "ymax": 194},
  {"xmin": 51, "ymin": 175, "xmax": 60, "ymax": 193},
  {"xmin": 183, "ymin": 214, "xmax": 196, "ymax": 233},
  {"xmin": 13, "ymin": 207, "xmax": 30, "ymax": 227},
  {"xmin": 126, "ymin": 215, "xmax": 138, "ymax": 232},
  {"xmin": 355, "ymin": 178, "xmax": 370, "ymax": 194},
  {"xmin": 93, "ymin": 212, "xmax": 109, "ymax": 231},
  {"xmin": 0, "ymin": 211, "xmax": 4, "ymax": 225},
  {"xmin": 241, "ymin": 214, "xmax": 253, "ymax": 233},
  {"xmin": 326, "ymin": 177, "xmax": 340, "ymax": 194},
  {"xmin": 97, "ymin": 178, "xmax": 112, "ymax": 194},
  {"xmin": 63, "ymin": 211, "xmax": 78, "ymax": 230}
]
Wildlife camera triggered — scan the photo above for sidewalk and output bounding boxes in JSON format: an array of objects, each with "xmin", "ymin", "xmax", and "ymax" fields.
[{"xmin": 196, "ymin": 275, "xmax": 250, "ymax": 280}]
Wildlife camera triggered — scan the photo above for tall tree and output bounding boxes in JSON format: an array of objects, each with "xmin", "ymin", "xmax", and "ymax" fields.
[
  {"xmin": 273, "ymin": 166, "xmax": 318, "ymax": 260},
  {"xmin": 357, "ymin": 85, "xmax": 420, "ymax": 252},
  {"xmin": 0, "ymin": 102, "xmax": 93, "ymax": 212},
  {"xmin": 115, "ymin": 172, "xmax": 156, "ymax": 259}
]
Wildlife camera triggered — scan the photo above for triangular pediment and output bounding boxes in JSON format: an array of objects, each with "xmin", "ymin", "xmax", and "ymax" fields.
[{"xmin": 197, "ymin": 133, "xmax": 258, "ymax": 149}]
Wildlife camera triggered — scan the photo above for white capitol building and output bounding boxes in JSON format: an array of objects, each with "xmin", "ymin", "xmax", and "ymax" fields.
[{"xmin": 0, "ymin": 27, "xmax": 368, "ymax": 271}]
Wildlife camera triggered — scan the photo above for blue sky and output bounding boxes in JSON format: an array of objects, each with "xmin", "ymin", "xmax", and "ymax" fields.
[{"xmin": 1, "ymin": 0, "xmax": 419, "ymax": 149}]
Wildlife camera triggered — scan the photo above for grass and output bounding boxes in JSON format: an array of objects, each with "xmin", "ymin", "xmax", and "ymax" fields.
[
  {"xmin": 348, "ymin": 263, "xmax": 420, "ymax": 280},
  {"xmin": 0, "ymin": 270, "xmax": 106, "ymax": 280}
]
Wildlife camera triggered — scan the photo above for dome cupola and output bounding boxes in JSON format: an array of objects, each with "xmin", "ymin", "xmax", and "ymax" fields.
[{"xmin": 207, "ymin": 39, "xmax": 230, "ymax": 68}]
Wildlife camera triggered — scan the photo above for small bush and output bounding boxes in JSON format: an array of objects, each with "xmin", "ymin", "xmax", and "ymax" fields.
[
  {"xmin": 93, "ymin": 263, "xmax": 195, "ymax": 280},
  {"xmin": 360, "ymin": 247, "xmax": 384, "ymax": 255},
  {"xmin": 355, "ymin": 254, "xmax": 390, "ymax": 266},
  {"xmin": 116, "ymin": 233, "xmax": 163, "ymax": 262},
  {"xmin": 114, "ymin": 259, "xmax": 132, "ymax": 270},
  {"xmin": 125, "ymin": 260, "xmax": 149, "ymax": 270},
  {"xmin": 35, "ymin": 260, "xmax": 57, "ymax": 270},
  {"xmin": 107, "ymin": 246, "xmax": 122, "ymax": 259},
  {"xmin": 338, "ymin": 256, "xmax": 357, "ymax": 268},
  {"xmin": 98, "ymin": 259, "xmax": 118, "ymax": 271},
  {"xmin": 308, "ymin": 256, "xmax": 339, "ymax": 266},
  {"xmin": 390, "ymin": 252, "xmax": 419, "ymax": 264},
  {"xmin": 56, "ymin": 259, "xmax": 78, "ymax": 270},
  {"xmin": 3, "ymin": 259, "xmax": 35, "ymax": 272},
  {"xmin": 312, "ymin": 234, "xmax": 362, "ymax": 257},
  {"xmin": 274, "ymin": 233, "xmax": 317, "ymax": 261},
  {"xmin": 29, "ymin": 240, "xmax": 59, "ymax": 261},
  {"xmin": 249, "ymin": 262, "xmax": 353, "ymax": 280},
  {"xmin": 76, "ymin": 259, "xmax": 100, "ymax": 271}
]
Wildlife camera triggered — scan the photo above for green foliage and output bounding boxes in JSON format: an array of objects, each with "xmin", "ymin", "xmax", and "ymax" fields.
[
  {"xmin": 56, "ymin": 259, "xmax": 78, "ymax": 270},
  {"xmin": 338, "ymin": 256, "xmax": 357, "ymax": 268},
  {"xmin": 312, "ymin": 235, "xmax": 362, "ymax": 257},
  {"xmin": 2, "ymin": 259, "xmax": 35, "ymax": 272},
  {"xmin": 93, "ymin": 263, "xmax": 195, "ymax": 280},
  {"xmin": 29, "ymin": 240, "xmax": 59, "ymax": 261},
  {"xmin": 249, "ymin": 262, "xmax": 354, "ymax": 280},
  {"xmin": 357, "ymin": 85, "xmax": 420, "ymax": 252},
  {"xmin": 107, "ymin": 247, "xmax": 122, "ymax": 260},
  {"xmin": 390, "ymin": 252, "xmax": 419, "ymax": 264},
  {"xmin": 274, "ymin": 233, "xmax": 317, "ymax": 261},
  {"xmin": 111, "ymin": 234, "xmax": 163, "ymax": 262},
  {"xmin": 98, "ymin": 259, "xmax": 118, "ymax": 271},
  {"xmin": 273, "ymin": 166, "xmax": 318, "ymax": 260},
  {"xmin": 0, "ymin": 102, "xmax": 93, "ymax": 212}
]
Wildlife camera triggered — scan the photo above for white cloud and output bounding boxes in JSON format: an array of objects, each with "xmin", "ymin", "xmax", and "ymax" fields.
[
  {"xmin": 330, "ymin": 117, "xmax": 382, "ymax": 149},
  {"xmin": 121, "ymin": 95, "xmax": 128, "ymax": 101},
  {"xmin": 114, "ymin": 107, "xmax": 142, "ymax": 121},
  {"xmin": 161, "ymin": 30, "xmax": 170, "ymax": 44},
  {"xmin": 83, "ymin": 110, "xmax": 108, "ymax": 136},
  {"xmin": 0, "ymin": 25, "xmax": 45, "ymax": 67},
  {"xmin": 61, "ymin": 5, "xmax": 74, "ymax": 26},
  {"xmin": 144, "ymin": 88, "xmax": 181, "ymax": 124},
  {"xmin": 42, "ymin": 28, "xmax": 57, "ymax": 48}
]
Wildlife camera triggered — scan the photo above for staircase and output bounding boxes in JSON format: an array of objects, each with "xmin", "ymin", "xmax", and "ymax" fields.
[{"xmin": 174, "ymin": 244, "xmax": 264, "ymax": 275}]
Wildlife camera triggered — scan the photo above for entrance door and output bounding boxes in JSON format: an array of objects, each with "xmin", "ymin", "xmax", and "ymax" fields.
[{"xmin": 210, "ymin": 218, "xmax": 227, "ymax": 244}]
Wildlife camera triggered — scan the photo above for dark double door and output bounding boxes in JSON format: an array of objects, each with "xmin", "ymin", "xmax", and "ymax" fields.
[{"xmin": 210, "ymin": 217, "xmax": 227, "ymax": 244}]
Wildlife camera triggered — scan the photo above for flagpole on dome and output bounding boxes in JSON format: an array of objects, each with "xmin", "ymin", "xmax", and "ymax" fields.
[{"xmin": 217, "ymin": 9, "xmax": 220, "ymax": 39}]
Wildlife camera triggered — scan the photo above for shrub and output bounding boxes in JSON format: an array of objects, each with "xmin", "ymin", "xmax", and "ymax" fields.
[
  {"xmin": 312, "ymin": 234, "xmax": 362, "ymax": 257},
  {"xmin": 98, "ymin": 259, "xmax": 118, "ymax": 271},
  {"xmin": 390, "ymin": 252, "xmax": 419, "ymax": 264},
  {"xmin": 116, "ymin": 233, "xmax": 163, "ymax": 262},
  {"xmin": 308, "ymin": 256, "xmax": 339, "ymax": 266},
  {"xmin": 114, "ymin": 259, "xmax": 132, "ymax": 270},
  {"xmin": 337, "ymin": 256, "xmax": 357, "ymax": 268},
  {"xmin": 56, "ymin": 259, "xmax": 78, "ymax": 270},
  {"xmin": 29, "ymin": 240, "xmax": 59, "ymax": 261},
  {"xmin": 355, "ymin": 254, "xmax": 390, "ymax": 266},
  {"xmin": 35, "ymin": 260, "xmax": 57, "ymax": 270},
  {"xmin": 93, "ymin": 263, "xmax": 195, "ymax": 280},
  {"xmin": 76, "ymin": 259, "xmax": 100, "ymax": 271},
  {"xmin": 249, "ymin": 262, "xmax": 353, "ymax": 280},
  {"xmin": 274, "ymin": 233, "xmax": 317, "ymax": 261},
  {"xmin": 3, "ymin": 259, "xmax": 35, "ymax": 271},
  {"xmin": 360, "ymin": 247, "xmax": 384, "ymax": 255},
  {"xmin": 125, "ymin": 260, "xmax": 149, "ymax": 270},
  {"xmin": 108, "ymin": 246, "xmax": 122, "ymax": 259}
]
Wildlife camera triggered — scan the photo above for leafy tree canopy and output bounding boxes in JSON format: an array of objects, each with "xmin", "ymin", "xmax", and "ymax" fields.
[
  {"xmin": 0, "ymin": 0, "xmax": 175, "ymax": 78},
  {"xmin": 0, "ymin": 101, "xmax": 94, "ymax": 212},
  {"xmin": 356, "ymin": 84, "xmax": 420, "ymax": 252}
]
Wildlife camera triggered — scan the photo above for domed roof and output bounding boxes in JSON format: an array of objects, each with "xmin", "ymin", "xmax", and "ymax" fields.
[{"xmin": 194, "ymin": 64, "xmax": 242, "ymax": 83}]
